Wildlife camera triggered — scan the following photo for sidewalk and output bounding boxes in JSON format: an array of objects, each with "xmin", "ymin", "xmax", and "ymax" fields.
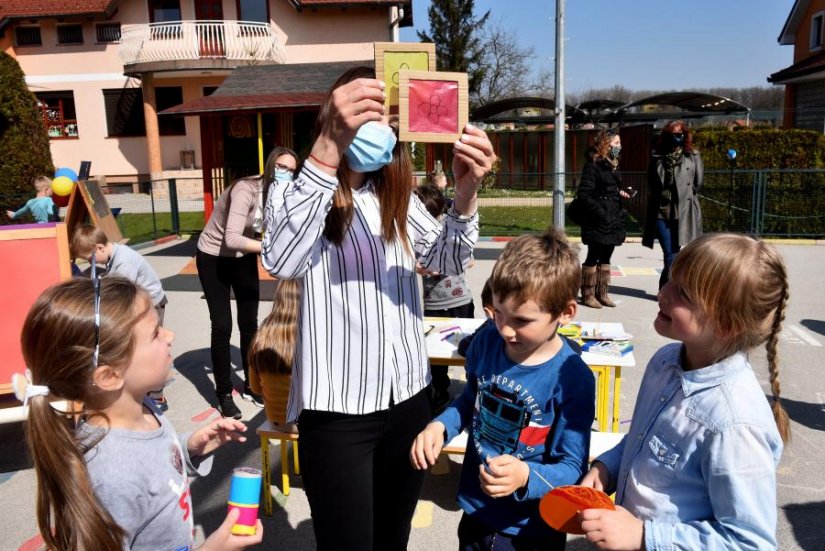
[{"xmin": 1, "ymin": 236, "xmax": 823, "ymax": 550}]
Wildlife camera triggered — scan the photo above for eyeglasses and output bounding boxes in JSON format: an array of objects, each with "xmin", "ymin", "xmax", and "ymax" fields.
[
  {"xmin": 273, "ymin": 163, "xmax": 294, "ymax": 174},
  {"xmin": 90, "ymin": 254, "xmax": 101, "ymax": 371}
]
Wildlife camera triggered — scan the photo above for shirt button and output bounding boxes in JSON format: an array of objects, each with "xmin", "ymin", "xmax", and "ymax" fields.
[
  {"xmin": 660, "ymin": 396, "xmax": 666, "ymax": 402},
  {"xmin": 638, "ymin": 434, "xmax": 643, "ymax": 441},
  {"xmin": 658, "ymin": 448, "xmax": 666, "ymax": 456}
]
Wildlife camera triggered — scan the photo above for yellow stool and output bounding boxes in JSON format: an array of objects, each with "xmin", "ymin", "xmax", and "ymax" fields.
[{"xmin": 257, "ymin": 420, "xmax": 300, "ymax": 516}]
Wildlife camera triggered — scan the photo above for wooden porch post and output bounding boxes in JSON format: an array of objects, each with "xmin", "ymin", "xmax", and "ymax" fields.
[{"xmin": 141, "ymin": 74, "xmax": 163, "ymax": 179}]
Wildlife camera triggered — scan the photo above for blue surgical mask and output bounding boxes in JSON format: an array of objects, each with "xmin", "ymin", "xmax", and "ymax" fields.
[
  {"xmin": 609, "ymin": 146, "xmax": 622, "ymax": 159},
  {"xmin": 274, "ymin": 168, "xmax": 293, "ymax": 184},
  {"xmin": 345, "ymin": 121, "xmax": 397, "ymax": 173}
]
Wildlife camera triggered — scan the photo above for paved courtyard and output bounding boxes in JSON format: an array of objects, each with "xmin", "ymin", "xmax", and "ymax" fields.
[{"xmin": 0, "ymin": 236, "xmax": 823, "ymax": 550}]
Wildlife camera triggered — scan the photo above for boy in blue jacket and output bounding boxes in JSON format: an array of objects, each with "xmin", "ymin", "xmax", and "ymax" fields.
[{"xmin": 411, "ymin": 227, "xmax": 595, "ymax": 550}]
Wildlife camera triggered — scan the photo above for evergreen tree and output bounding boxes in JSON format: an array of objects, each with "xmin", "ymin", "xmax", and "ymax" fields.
[
  {"xmin": 0, "ymin": 52, "xmax": 54, "ymax": 219},
  {"xmin": 417, "ymin": 0, "xmax": 490, "ymax": 103}
]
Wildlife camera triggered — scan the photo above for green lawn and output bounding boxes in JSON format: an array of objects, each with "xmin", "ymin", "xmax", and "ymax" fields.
[
  {"xmin": 117, "ymin": 206, "xmax": 579, "ymax": 243},
  {"xmin": 477, "ymin": 206, "xmax": 580, "ymax": 237}
]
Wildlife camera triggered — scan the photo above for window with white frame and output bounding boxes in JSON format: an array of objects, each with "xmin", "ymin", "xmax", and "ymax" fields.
[
  {"xmin": 811, "ymin": 12, "xmax": 824, "ymax": 50},
  {"xmin": 35, "ymin": 91, "xmax": 79, "ymax": 138}
]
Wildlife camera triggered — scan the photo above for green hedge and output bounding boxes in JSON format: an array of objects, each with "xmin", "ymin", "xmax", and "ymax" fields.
[
  {"xmin": 0, "ymin": 53, "xmax": 54, "ymax": 220},
  {"xmin": 693, "ymin": 128, "xmax": 825, "ymax": 169}
]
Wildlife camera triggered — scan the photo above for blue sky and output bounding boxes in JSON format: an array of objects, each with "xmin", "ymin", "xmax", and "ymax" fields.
[{"xmin": 400, "ymin": 0, "xmax": 795, "ymax": 93}]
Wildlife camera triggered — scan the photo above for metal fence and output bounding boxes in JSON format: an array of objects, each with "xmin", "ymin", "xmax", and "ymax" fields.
[
  {"xmin": 496, "ymin": 169, "xmax": 825, "ymax": 238},
  {"xmin": 3, "ymin": 171, "xmax": 824, "ymax": 243}
]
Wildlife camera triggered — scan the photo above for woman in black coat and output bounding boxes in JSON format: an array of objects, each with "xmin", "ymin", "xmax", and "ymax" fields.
[{"xmin": 577, "ymin": 129, "xmax": 631, "ymax": 308}]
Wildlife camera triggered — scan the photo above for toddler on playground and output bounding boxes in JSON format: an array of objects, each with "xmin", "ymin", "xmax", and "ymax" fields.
[
  {"xmin": 17, "ymin": 277, "xmax": 262, "ymax": 550},
  {"xmin": 5, "ymin": 175, "xmax": 56, "ymax": 223},
  {"xmin": 579, "ymin": 233, "xmax": 790, "ymax": 550},
  {"xmin": 414, "ymin": 182, "xmax": 475, "ymax": 412},
  {"xmin": 71, "ymin": 224, "xmax": 170, "ymax": 410},
  {"xmin": 411, "ymin": 227, "xmax": 595, "ymax": 550}
]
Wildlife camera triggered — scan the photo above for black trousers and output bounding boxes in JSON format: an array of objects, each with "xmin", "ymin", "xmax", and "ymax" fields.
[
  {"xmin": 298, "ymin": 388, "xmax": 432, "ymax": 551},
  {"xmin": 458, "ymin": 513, "xmax": 566, "ymax": 551},
  {"xmin": 195, "ymin": 250, "xmax": 259, "ymax": 397},
  {"xmin": 583, "ymin": 243, "xmax": 615, "ymax": 267}
]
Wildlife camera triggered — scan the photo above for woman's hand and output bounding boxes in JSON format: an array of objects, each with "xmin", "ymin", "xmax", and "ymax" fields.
[
  {"xmin": 187, "ymin": 418, "xmax": 248, "ymax": 457},
  {"xmin": 452, "ymin": 124, "xmax": 497, "ymax": 216},
  {"xmin": 311, "ymin": 78, "xmax": 386, "ymax": 174}
]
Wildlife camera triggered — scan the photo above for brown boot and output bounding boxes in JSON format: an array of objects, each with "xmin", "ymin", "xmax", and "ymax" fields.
[
  {"xmin": 581, "ymin": 266, "xmax": 602, "ymax": 308},
  {"xmin": 596, "ymin": 264, "xmax": 616, "ymax": 307}
]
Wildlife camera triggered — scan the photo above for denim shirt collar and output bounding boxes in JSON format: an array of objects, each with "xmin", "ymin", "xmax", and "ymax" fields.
[{"xmin": 679, "ymin": 349, "xmax": 749, "ymax": 397}]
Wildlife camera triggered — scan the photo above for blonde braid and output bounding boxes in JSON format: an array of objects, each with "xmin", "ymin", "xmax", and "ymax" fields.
[{"xmin": 766, "ymin": 275, "xmax": 791, "ymax": 444}]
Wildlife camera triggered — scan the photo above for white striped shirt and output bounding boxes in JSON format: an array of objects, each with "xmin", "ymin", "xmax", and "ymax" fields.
[{"xmin": 262, "ymin": 161, "xmax": 478, "ymax": 420}]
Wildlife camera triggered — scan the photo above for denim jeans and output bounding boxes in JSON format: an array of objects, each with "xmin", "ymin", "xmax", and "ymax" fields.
[{"xmin": 656, "ymin": 218, "xmax": 681, "ymax": 289}]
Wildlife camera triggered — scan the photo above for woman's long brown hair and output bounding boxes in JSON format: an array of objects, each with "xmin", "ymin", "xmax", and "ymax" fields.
[
  {"xmin": 21, "ymin": 277, "xmax": 148, "ymax": 551},
  {"xmin": 314, "ymin": 65, "xmax": 413, "ymax": 246}
]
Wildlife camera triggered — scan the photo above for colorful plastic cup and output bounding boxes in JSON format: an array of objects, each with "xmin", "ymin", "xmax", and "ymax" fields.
[{"xmin": 228, "ymin": 467, "xmax": 262, "ymax": 536}]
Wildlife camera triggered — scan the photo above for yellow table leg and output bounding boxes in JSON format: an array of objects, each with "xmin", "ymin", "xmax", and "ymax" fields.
[
  {"xmin": 292, "ymin": 439, "xmax": 300, "ymax": 476},
  {"xmin": 261, "ymin": 435, "xmax": 273, "ymax": 517},
  {"xmin": 280, "ymin": 439, "xmax": 290, "ymax": 496},
  {"xmin": 612, "ymin": 366, "xmax": 622, "ymax": 433}
]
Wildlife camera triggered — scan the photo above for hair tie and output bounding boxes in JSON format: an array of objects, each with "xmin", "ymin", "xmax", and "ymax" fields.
[{"xmin": 11, "ymin": 370, "xmax": 50, "ymax": 407}]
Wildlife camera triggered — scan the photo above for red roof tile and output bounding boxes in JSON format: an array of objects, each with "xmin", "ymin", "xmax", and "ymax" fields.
[
  {"xmin": 0, "ymin": 0, "xmax": 115, "ymax": 21},
  {"xmin": 293, "ymin": 0, "xmax": 410, "ymax": 5}
]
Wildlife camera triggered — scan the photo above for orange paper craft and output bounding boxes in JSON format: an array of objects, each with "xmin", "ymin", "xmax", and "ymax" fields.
[{"xmin": 539, "ymin": 485, "xmax": 615, "ymax": 534}]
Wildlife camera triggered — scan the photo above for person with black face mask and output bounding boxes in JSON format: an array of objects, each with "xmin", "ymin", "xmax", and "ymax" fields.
[
  {"xmin": 262, "ymin": 66, "xmax": 496, "ymax": 551},
  {"xmin": 642, "ymin": 120, "xmax": 704, "ymax": 289}
]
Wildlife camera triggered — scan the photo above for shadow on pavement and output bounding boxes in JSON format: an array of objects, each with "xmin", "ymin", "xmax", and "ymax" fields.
[
  {"xmin": 144, "ymin": 237, "xmax": 198, "ymax": 257},
  {"xmin": 774, "ymin": 396, "xmax": 825, "ymax": 432},
  {"xmin": 800, "ymin": 319, "xmax": 825, "ymax": 338},
  {"xmin": 783, "ymin": 500, "xmax": 825, "ymax": 551},
  {"xmin": 603, "ymin": 284, "xmax": 658, "ymax": 302},
  {"xmin": 174, "ymin": 346, "xmax": 249, "ymax": 407}
]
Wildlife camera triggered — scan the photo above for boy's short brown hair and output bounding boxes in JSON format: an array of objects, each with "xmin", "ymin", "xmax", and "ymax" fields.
[
  {"xmin": 489, "ymin": 227, "xmax": 580, "ymax": 317},
  {"xmin": 33, "ymin": 176, "xmax": 51, "ymax": 192},
  {"xmin": 71, "ymin": 224, "xmax": 108, "ymax": 260}
]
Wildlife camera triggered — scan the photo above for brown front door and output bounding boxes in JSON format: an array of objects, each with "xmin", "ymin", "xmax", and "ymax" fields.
[{"xmin": 195, "ymin": 0, "xmax": 224, "ymax": 57}]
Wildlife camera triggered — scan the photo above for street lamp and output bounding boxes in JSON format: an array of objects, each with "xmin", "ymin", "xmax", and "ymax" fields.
[{"xmin": 727, "ymin": 149, "xmax": 737, "ymax": 231}]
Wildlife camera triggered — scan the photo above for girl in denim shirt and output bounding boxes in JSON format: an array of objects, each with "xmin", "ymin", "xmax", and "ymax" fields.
[{"xmin": 579, "ymin": 233, "xmax": 790, "ymax": 550}]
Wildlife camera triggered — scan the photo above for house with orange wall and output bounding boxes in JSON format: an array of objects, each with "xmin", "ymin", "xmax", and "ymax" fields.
[
  {"xmin": 769, "ymin": 0, "xmax": 825, "ymax": 129},
  {"xmin": 0, "ymin": 0, "xmax": 411, "ymax": 198}
]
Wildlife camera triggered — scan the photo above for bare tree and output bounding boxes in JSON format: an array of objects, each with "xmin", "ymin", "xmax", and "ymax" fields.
[{"xmin": 474, "ymin": 18, "xmax": 537, "ymax": 105}]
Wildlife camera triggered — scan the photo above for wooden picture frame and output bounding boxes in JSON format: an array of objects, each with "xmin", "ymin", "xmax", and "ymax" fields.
[
  {"xmin": 374, "ymin": 42, "xmax": 436, "ymax": 113},
  {"xmin": 65, "ymin": 179, "xmax": 125, "ymax": 246},
  {"xmin": 0, "ymin": 223, "xmax": 72, "ymax": 396},
  {"xmin": 398, "ymin": 70, "xmax": 469, "ymax": 143}
]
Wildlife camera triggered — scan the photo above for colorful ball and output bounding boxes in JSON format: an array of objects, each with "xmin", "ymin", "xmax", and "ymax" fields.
[
  {"xmin": 53, "ymin": 192, "xmax": 70, "ymax": 208},
  {"xmin": 55, "ymin": 167, "xmax": 78, "ymax": 182},
  {"xmin": 51, "ymin": 176, "xmax": 75, "ymax": 196}
]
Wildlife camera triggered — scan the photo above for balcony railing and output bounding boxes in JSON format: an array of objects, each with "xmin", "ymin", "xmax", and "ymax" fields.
[{"xmin": 119, "ymin": 21, "xmax": 284, "ymax": 65}]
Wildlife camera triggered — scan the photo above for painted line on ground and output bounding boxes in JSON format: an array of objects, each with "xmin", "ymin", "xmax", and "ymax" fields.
[
  {"xmin": 411, "ymin": 500, "xmax": 434, "ymax": 529},
  {"xmin": 788, "ymin": 324, "xmax": 822, "ymax": 347},
  {"xmin": 620, "ymin": 267, "xmax": 660, "ymax": 276}
]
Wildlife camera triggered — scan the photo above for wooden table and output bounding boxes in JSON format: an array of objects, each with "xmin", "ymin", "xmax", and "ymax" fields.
[{"xmin": 424, "ymin": 318, "xmax": 635, "ymax": 432}]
